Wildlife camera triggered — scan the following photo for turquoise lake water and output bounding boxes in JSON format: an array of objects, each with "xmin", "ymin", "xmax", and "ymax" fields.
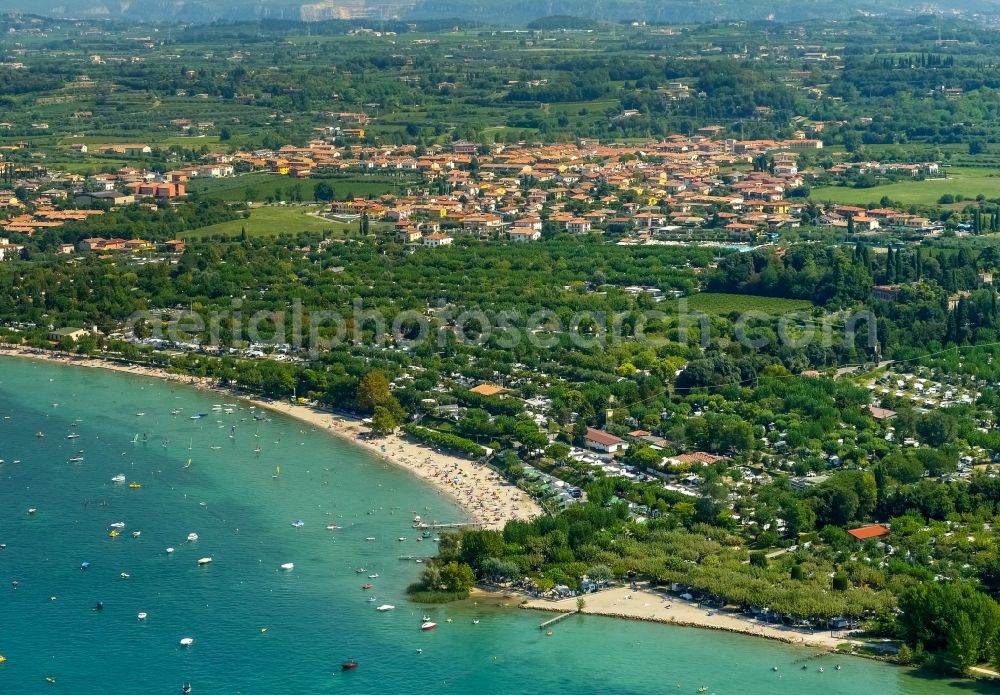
[{"xmin": 0, "ymin": 357, "xmax": 992, "ymax": 694}]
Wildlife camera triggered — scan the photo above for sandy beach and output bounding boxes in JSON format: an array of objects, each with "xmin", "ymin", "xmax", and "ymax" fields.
[
  {"xmin": 520, "ymin": 585, "xmax": 849, "ymax": 651},
  {"xmin": 0, "ymin": 346, "xmax": 541, "ymax": 531}
]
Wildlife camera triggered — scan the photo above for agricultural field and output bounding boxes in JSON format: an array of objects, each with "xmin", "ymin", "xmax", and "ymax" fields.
[
  {"xmin": 810, "ymin": 167, "xmax": 1000, "ymax": 206},
  {"xmin": 180, "ymin": 205, "xmax": 357, "ymax": 240},
  {"xmin": 684, "ymin": 292, "xmax": 815, "ymax": 315}
]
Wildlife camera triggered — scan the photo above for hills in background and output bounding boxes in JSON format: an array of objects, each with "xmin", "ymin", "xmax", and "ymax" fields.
[{"xmin": 3, "ymin": 0, "xmax": 1000, "ymax": 24}]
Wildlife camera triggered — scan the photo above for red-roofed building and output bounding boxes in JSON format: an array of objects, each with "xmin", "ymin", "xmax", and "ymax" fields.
[
  {"xmin": 585, "ymin": 427, "xmax": 628, "ymax": 454},
  {"xmin": 847, "ymin": 524, "xmax": 889, "ymax": 541},
  {"xmin": 867, "ymin": 405, "xmax": 897, "ymax": 420}
]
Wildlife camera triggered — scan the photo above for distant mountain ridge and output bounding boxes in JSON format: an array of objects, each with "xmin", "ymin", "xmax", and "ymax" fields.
[{"xmin": 5, "ymin": 0, "xmax": 1000, "ymax": 24}]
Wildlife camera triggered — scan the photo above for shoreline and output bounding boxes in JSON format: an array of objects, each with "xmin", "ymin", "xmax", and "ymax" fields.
[
  {"xmin": 0, "ymin": 347, "xmax": 541, "ymax": 531},
  {"xmin": 503, "ymin": 585, "xmax": 855, "ymax": 653}
]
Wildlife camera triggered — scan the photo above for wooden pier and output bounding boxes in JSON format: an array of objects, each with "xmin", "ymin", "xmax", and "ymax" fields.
[
  {"xmin": 539, "ymin": 612, "xmax": 575, "ymax": 629},
  {"xmin": 422, "ymin": 522, "xmax": 483, "ymax": 529}
]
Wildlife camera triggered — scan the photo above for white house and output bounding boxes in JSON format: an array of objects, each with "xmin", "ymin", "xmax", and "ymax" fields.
[
  {"xmin": 422, "ymin": 233, "xmax": 453, "ymax": 248},
  {"xmin": 585, "ymin": 427, "xmax": 628, "ymax": 454},
  {"xmin": 508, "ymin": 228, "xmax": 541, "ymax": 242}
]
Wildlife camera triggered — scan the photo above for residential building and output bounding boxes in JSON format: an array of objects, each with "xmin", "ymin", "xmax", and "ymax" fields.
[
  {"xmin": 422, "ymin": 233, "xmax": 453, "ymax": 248},
  {"xmin": 585, "ymin": 428, "xmax": 628, "ymax": 454}
]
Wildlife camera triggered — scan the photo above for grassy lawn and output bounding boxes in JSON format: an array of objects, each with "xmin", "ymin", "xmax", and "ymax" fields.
[
  {"xmin": 181, "ymin": 205, "xmax": 355, "ymax": 240},
  {"xmin": 686, "ymin": 292, "xmax": 814, "ymax": 314},
  {"xmin": 810, "ymin": 167, "xmax": 1000, "ymax": 206},
  {"xmin": 187, "ymin": 172, "xmax": 413, "ymax": 203}
]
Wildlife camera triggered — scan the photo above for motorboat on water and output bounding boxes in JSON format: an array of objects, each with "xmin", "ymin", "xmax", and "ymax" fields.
[
  {"xmin": 132, "ymin": 531, "xmax": 141, "ymax": 538},
  {"xmin": 27, "ymin": 508, "xmax": 36, "ymax": 514},
  {"xmin": 327, "ymin": 524, "xmax": 340, "ymax": 530},
  {"xmin": 366, "ymin": 596, "xmax": 377, "ymax": 602},
  {"xmin": 291, "ymin": 520, "xmax": 305, "ymax": 528},
  {"xmin": 181, "ymin": 684, "xmax": 192, "ymax": 694},
  {"xmin": 109, "ymin": 530, "xmax": 119, "ymax": 538},
  {"xmin": 197, "ymin": 557, "xmax": 212, "ymax": 566},
  {"xmin": 187, "ymin": 533, "xmax": 199, "ymax": 542},
  {"xmin": 368, "ymin": 573, "xmax": 379, "ymax": 579},
  {"xmin": 179, "ymin": 637, "xmax": 194, "ymax": 647},
  {"xmin": 128, "ymin": 482, "xmax": 142, "ymax": 489},
  {"xmin": 66, "ymin": 433, "xmax": 80, "ymax": 440},
  {"xmin": 341, "ymin": 660, "xmax": 358, "ymax": 671},
  {"xmin": 111, "ymin": 474, "xmax": 126, "ymax": 483},
  {"xmin": 376, "ymin": 604, "xmax": 395, "ymax": 612},
  {"xmin": 420, "ymin": 621, "xmax": 437, "ymax": 631},
  {"xmin": 80, "ymin": 562, "xmax": 90, "ymax": 570},
  {"xmin": 68, "ymin": 457, "xmax": 84, "ymax": 463},
  {"xmin": 110, "ymin": 522, "xmax": 126, "ymax": 529},
  {"xmin": 398, "ymin": 537, "xmax": 407, "ymax": 542},
  {"xmin": 355, "ymin": 568, "xmax": 367, "ymax": 574},
  {"xmin": 365, "ymin": 537, "xmax": 376, "ymax": 542},
  {"xmin": 166, "ymin": 548, "xmax": 175, "ymax": 554},
  {"xmin": 120, "ymin": 572, "xmax": 130, "ymax": 579},
  {"xmin": 362, "ymin": 583, "xmax": 373, "ymax": 590},
  {"xmin": 280, "ymin": 563, "xmax": 294, "ymax": 571},
  {"xmin": 137, "ymin": 612, "xmax": 147, "ymax": 621}
]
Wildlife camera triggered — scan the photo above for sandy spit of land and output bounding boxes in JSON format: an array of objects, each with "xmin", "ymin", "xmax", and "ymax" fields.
[
  {"xmin": 520, "ymin": 585, "xmax": 850, "ymax": 652},
  {"xmin": 0, "ymin": 346, "xmax": 541, "ymax": 530}
]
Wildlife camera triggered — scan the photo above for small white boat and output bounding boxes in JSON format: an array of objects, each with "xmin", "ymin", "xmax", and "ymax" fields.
[
  {"xmin": 66, "ymin": 433, "xmax": 80, "ymax": 439},
  {"xmin": 132, "ymin": 531, "xmax": 141, "ymax": 538},
  {"xmin": 137, "ymin": 612, "xmax": 148, "ymax": 621},
  {"xmin": 110, "ymin": 522, "xmax": 125, "ymax": 529},
  {"xmin": 166, "ymin": 547, "xmax": 175, "ymax": 554},
  {"xmin": 120, "ymin": 572, "xmax": 130, "ymax": 579},
  {"xmin": 197, "ymin": 557, "xmax": 212, "ymax": 565},
  {"xmin": 368, "ymin": 573, "xmax": 379, "ymax": 579},
  {"xmin": 111, "ymin": 474, "xmax": 126, "ymax": 483},
  {"xmin": 291, "ymin": 520, "xmax": 305, "ymax": 528},
  {"xmin": 179, "ymin": 637, "xmax": 194, "ymax": 647},
  {"xmin": 472, "ymin": 619, "xmax": 480, "ymax": 624},
  {"xmin": 68, "ymin": 457, "xmax": 84, "ymax": 463},
  {"xmin": 367, "ymin": 596, "xmax": 377, "ymax": 602},
  {"xmin": 280, "ymin": 563, "xmax": 294, "ymax": 571},
  {"xmin": 187, "ymin": 533, "xmax": 199, "ymax": 542},
  {"xmin": 398, "ymin": 537, "xmax": 406, "ymax": 542},
  {"xmin": 376, "ymin": 604, "xmax": 395, "ymax": 612},
  {"xmin": 365, "ymin": 537, "xmax": 376, "ymax": 542},
  {"xmin": 326, "ymin": 524, "xmax": 340, "ymax": 530},
  {"xmin": 420, "ymin": 621, "xmax": 437, "ymax": 631},
  {"xmin": 135, "ymin": 412, "xmax": 145, "ymax": 417},
  {"xmin": 27, "ymin": 508, "xmax": 37, "ymax": 514}
]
